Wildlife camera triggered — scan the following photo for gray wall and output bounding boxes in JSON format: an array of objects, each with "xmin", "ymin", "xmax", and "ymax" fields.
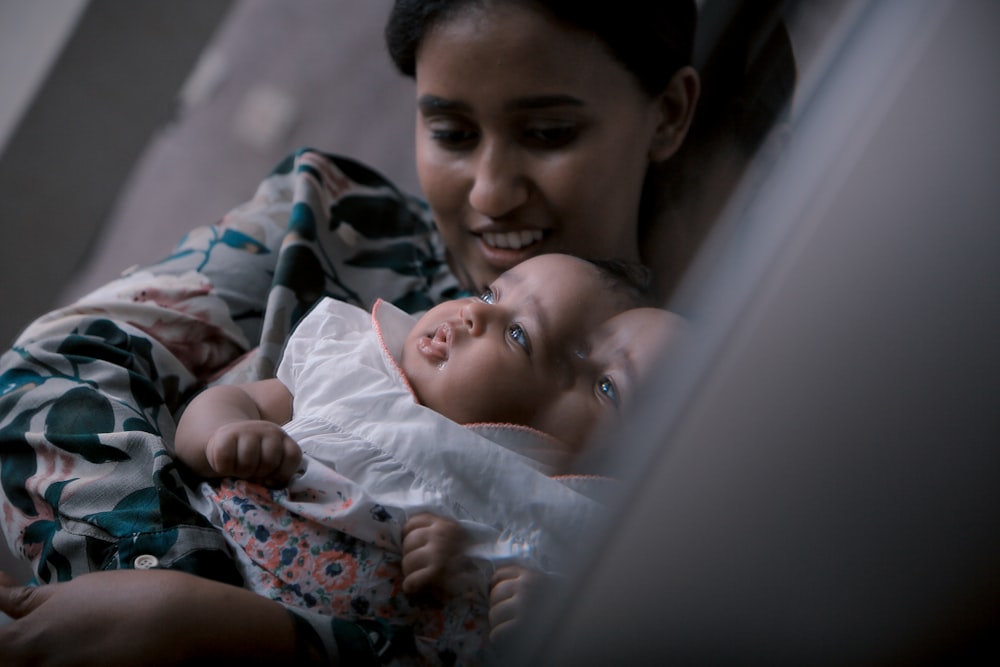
[{"xmin": 0, "ymin": 0, "xmax": 233, "ymax": 348}]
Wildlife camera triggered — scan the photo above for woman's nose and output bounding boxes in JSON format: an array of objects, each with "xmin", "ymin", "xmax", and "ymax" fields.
[{"xmin": 468, "ymin": 141, "xmax": 529, "ymax": 218}]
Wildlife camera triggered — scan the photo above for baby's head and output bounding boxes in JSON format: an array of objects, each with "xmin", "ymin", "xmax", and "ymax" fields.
[{"xmin": 400, "ymin": 253, "xmax": 679, "ymax": 465}]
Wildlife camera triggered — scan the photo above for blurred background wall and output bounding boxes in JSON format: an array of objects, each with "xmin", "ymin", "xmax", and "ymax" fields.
[{"xmin": 0, "ymin": 0, "xmax": 417, "ymax": 348}]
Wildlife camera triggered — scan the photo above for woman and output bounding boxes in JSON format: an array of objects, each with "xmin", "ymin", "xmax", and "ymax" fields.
[{"xmin": 0, "ymin": 1, "xmax": 699, "ymax": 664}]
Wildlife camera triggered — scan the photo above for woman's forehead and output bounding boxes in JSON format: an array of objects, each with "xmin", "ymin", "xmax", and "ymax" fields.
[{"xmin": 416, "ymin": 3, "xmax": 625, "ymax": 93}]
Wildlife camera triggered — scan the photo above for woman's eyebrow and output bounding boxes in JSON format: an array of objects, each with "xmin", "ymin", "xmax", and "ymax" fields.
[
  {"xmin": 417, "ymin": 95, "xmax": 470, "ymax": 113},
  {"xmin": 505, "ymin": 95, "xmax": 585, "ymax": 112},
  {"xmin": 417, "ymin": 94, "xmax": 585, "ymax": 114}
]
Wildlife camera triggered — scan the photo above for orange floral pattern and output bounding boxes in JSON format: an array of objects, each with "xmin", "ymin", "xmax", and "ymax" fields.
[{"xmin": 213, "ymin": 479, "xmax": 491, "ymax": 663}]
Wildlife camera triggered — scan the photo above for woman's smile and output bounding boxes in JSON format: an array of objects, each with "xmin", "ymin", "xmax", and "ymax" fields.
[
  {"xmin": 479, "ymin": 228, "xmax": 545, "ymax": 250},
  {"xmin": 472, "ymin": 228, "xmax": 550, "ymax": 274}
]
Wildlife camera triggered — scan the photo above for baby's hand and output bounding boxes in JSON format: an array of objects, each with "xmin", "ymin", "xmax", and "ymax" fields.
[
  {"xmin": 488, "ymin": 564, "xmax": 542, "ymax": 643},
  {"xmin": 205, "ymin": 420, "xmax": 301, "ymax": 486},
  {"xmin": 401, "ymin": 513, "xmax": 475, "ymax": 596}
]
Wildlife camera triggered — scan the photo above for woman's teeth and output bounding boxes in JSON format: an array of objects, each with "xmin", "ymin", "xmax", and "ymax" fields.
[{"xmin": 481, "ymin": 229, "xmax": 544, "ymax": 250}]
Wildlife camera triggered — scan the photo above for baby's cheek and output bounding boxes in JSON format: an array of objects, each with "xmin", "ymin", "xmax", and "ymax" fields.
[{"xmin": 536, "ymin": 392, "xmax": 595, "ymax": 445}]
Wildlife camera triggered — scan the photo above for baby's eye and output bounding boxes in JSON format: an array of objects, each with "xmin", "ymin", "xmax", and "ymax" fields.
[
  {"xmin": 597, "ymin": 376, "xmax": 620, "ymax": 407},
  {"xmin": 508, "ymin": 323, "xmax": 530, "ymax": 352},
  {"xmin": 480, "ymin": 288, "xmax": 495, "ymax": 304}
]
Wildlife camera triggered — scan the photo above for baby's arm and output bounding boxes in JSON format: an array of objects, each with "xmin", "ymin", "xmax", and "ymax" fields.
[{"xmin": 174, "ymin": 379, "xmax": 300, "ymax": 484}]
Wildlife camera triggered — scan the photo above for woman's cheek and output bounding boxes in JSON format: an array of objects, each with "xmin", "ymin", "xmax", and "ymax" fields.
[{"xmin": 419, "ymin": 154, "xmax": 466, "ymax": 220}]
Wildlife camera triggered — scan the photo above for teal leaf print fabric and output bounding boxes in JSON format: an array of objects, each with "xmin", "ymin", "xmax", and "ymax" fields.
[
  {"xmin": 272, "ymin": 243, "xmax": 327, "ymax": 308},
  {"xmin": 0, "ymin": 148, "xmax": 460, "ymax": 664},
  {"xmin": 43, "ymin": 387, "xmax": 126, "ymax": 463},
  {"xmin": 330, "ymin": 195, "xmax": 419, "ymax": 239},
  {"xmin": 0, "ymin": 433, "xmax": 39, "ymax": 517},
  {"xmin": 346, "ymin": 242, "xmax": 444, "ymax": 277}
]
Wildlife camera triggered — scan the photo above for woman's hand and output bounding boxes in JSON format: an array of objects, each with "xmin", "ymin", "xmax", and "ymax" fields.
[
  {"xmin": 0, "ymin": 569, "xmax": 303, "ymax": 667},
  {"xmin": 488, "ymin": 564, "xmax": 543, "ymax": 643}
]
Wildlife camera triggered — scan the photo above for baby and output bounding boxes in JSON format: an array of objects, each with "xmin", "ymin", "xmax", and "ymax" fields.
[{"xmin": 175, "ymin": 253, "xmax": 682, "ymax": 663}]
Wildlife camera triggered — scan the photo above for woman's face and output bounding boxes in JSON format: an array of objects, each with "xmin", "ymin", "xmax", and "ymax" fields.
[{"xmin": 414, "ymin": 3, "xmax": 668, "ymax": 291}]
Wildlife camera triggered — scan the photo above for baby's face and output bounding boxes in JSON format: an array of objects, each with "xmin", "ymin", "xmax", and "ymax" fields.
[
  {"xmin": 585, "ymin": 307, "xmax": 684, "ymax": 413},
  {"xmin": 528, "ymin": 307, "xmax": 684, "ymax": 452},
  {"xmin": 400, "ymin": 254, "xmax": 628, "ymax": 454},
  {"xmin": 401, "ymin": 254, "xmax": 682, "ymax": 459}
]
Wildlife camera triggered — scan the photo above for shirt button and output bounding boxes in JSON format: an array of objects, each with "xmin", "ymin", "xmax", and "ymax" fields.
[{"xmin": 133, "ymin": 554, "xmax": 159, "ymax": 569}]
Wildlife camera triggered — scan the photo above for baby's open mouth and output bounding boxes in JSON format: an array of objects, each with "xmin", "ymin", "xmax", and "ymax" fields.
[
  {"xmin": 417, "ymin": 323, "xmax": 451, "ymax": 363},
  {"xmin": 480, "ymin": 229, "xmax": 545, "ymax": 250}
]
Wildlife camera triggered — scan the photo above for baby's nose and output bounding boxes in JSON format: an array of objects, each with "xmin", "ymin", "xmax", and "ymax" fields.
[{"xmin": 459, "ymin": 300, "xmax": 489, "ymax": 336}]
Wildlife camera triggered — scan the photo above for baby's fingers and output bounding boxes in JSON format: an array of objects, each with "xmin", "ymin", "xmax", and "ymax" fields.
[
  {"xmin": 400, "ymin": 560, "xmax": 436, "ymax": 595},
  {"xmin": 488, "ymin": 565, "xmax": 542, "ymax": 641},
  {"xmin": 401, "ymin": 512, "xmax": 438, "ymax": 539},
  {"xmin": 274, "ymin": 435, "xmax": 303, "ymax": 483},
  {"xmin": 489, "ymin": 566, "xmax": 521, "ymax": 608},
  {"xmin": 205, "ymin": 429, "xmax": 242, "ymax": 476},
  {"xmin": 488, "ymin": 593, "xmax": 520, "ymax": 643},
  {"xmin": 257, "ymin": 434, "xmax": 302, "ymax": 486}
]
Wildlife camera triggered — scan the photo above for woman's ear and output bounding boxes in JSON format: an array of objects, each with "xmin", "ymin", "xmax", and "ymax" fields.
[{"xmin": 649, "ymin": 66, "xmax": 701, "ymax": 162}]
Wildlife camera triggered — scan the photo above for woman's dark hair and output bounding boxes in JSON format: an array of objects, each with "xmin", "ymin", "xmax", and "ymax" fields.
[{"xmin": 385, "ymin": 0, "xmax": 697, "ymax": 97}]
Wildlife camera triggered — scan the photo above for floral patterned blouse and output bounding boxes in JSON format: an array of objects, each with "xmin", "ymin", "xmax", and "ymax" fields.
[{"xmin": 0, "ymin": 148, "xmax": 469, "ymax": 663}]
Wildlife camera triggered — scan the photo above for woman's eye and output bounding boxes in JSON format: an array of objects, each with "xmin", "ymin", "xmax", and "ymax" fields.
[
  {"xmin": 480, "ymin": 288, "xmax": 495, "ymax": 304},
  {"xmin": 508, "ymin": 324, "xmax": 530, "ymax": 352},
  {"xmin": 597, "ymin": 376, "xmax": 620, "ymax": 407},
  {"xmin": 524, "ymin": 125, "xmax": 578, "ymax": 148},
  {"xmin": 428, "ymin": 121, "xmax": 478, "ymax": 150}
]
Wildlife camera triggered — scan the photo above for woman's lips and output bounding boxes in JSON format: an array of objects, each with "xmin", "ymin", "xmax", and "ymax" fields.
[
  {"xmin": 480, "ymin": 229, "xmax": 545, "ymax": 250},
  {"xmin": 417, "ymin": 322, "xmax": 451, "ymax": 363},
  {"xmin": 472, "ymin": 229, "xmax": 549, "ymax": 273}
]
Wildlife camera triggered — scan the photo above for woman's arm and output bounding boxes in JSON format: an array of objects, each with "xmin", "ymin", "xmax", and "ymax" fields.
[
  {"xmin": 174, "ymin": 379, "xmax": 299, "ymax": 482},
  {"xmin": 0, "ymin": 569, "xmax": 325, "ymax": 667}
]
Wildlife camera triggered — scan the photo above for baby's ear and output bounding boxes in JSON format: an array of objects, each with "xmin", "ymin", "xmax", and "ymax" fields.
[{"xmin": 649, "ymin": 66, "xmax": 701, "ymax": 162}]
